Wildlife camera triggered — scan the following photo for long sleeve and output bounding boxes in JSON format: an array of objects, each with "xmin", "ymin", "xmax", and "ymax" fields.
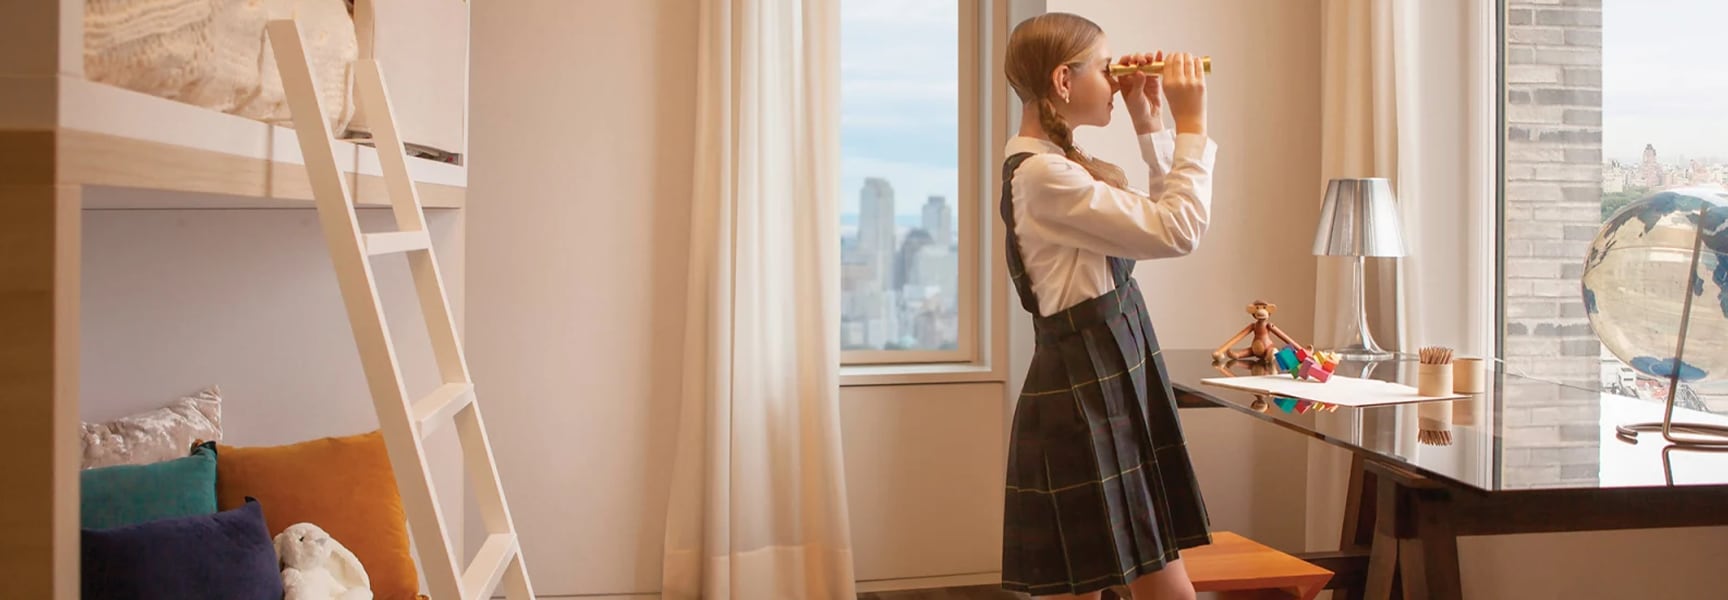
[
  {"xmin": 1017, "ymin": 133, "xmax": 1218, "ymax": 260},
  {"xmin": 1138, "ymin": 129, "xmax": 1177, "ymax": 197}
]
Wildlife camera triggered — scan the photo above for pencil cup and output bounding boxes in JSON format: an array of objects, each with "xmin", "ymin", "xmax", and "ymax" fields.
[
  {"xmin": 1453, "ymin": 357, "xmax": 1486, "ymax": 394},
  {"xmin": 1418, "ymin": 363, "xmax": 1452, "ymax": 397}
]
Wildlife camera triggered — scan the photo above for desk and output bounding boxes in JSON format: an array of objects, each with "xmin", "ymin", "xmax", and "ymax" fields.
[{"xmin": 1164, "ymin": 349, "xmax": 1728, "ymax": 600}]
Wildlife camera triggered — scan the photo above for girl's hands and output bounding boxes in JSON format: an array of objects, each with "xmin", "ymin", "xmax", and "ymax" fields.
[
  {"xmin": 1162, "ymin": 52, "xmax": 1207, "ymax": 136},
  {"xmin": 1115, "ymin": 51, "xmax": 1164, "ymax": 135}
]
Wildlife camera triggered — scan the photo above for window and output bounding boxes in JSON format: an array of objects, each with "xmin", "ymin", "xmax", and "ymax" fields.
[
  {"xmin": 838, "ymin": 0, "xmax": 984, "ymax": 366},
  {"xmin": 1500, "ymin": 0, "xmax": 1726, "ymax": 420},
  {"xmin": 1499, "ymin": 0, "xmax": 1728, "ymax": 413},
  {"xmin": 1500, "ymin": 0, "xmax": 1728, "ymax": 490}
]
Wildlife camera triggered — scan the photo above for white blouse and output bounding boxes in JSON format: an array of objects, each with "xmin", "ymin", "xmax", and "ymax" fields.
[{"xmin": 1004, "ymin": 130, "xmax": 1218, "ymax": 317}]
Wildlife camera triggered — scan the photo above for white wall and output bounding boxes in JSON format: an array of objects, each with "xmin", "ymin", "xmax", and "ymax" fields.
[
  {"xmin": 79, "ymin": 203, "xmax": 468, "ymax": 591},
  {"xmin": 466, "ymin": 0, "xmax": 696, "ymax": 594}
]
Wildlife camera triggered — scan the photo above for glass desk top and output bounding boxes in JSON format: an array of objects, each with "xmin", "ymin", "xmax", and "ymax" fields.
[{"xmin": 1162, "ymin": 349, "xmax": 1728, "ymax": 493}]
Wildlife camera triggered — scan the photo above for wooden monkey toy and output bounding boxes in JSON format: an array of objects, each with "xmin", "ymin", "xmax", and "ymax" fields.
[{"xmin": 1213, "ymin": 300, "xmax": 1302, "ymax": 364}]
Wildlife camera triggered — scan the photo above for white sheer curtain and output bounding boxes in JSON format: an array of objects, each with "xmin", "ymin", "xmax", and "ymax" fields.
[
  {"xmin": 1312, "ymin": 0, "xmax": 1421, "ymax": 361},
  {"xmin": 1306, "ymin": 0, "xmax": 1419, "ymax": 554},
  {"xmin": 661, "ymin": 0, "xmax": 857, "ymax": 598},
  {"xmin": 1306, "ymin": 0, "xmax": 1498, "ymax": 553}
]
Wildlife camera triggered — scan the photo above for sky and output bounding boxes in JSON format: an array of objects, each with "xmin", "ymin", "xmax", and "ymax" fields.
[
  {"xmin": 1601, "ymin": 1, "xmax": 1728, "ymax": 164},
  {"xmin": 838, "ymin": 0, "xmax": 959, "ymax": 219},
  {"xmin": 832, "ymin": 0, "xmax": 1725, "ymax": 215}
]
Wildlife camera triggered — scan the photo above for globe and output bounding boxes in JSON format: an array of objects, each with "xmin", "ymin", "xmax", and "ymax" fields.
[{"xmin": 1581, "ymin": 185, "xmax": 1728, "ymax": 386}]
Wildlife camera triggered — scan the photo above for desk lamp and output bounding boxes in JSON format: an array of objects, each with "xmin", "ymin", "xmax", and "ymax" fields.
[{"xmin": 1313, "ymin": 177, "xmax": 1407, "ymax": 361}]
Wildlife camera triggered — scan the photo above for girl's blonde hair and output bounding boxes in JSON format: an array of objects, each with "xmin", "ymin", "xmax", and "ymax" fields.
[{"xmin": 1005, "ymin": 12, "xmax": 1129, "ymax": 190}]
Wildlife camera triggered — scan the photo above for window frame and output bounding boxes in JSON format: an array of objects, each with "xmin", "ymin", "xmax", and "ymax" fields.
[
  {"xmin": 1486, "ymin": 0, "xmax": 1508, "ymax": 364},
  {"xmin": 839, "ymin": 0, "xmax": 1011, "ymax": 386}
]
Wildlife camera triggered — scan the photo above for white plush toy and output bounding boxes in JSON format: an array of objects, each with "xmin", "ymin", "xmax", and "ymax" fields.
[{"xmin": 274, "ymin": 522, "xmax": 373, "ymax": 600}]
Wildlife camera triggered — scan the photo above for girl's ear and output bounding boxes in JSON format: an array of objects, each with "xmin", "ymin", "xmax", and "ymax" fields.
[{"xmin": 1050, "ymin": 65, "xmax": 1070, "ymax": 101}]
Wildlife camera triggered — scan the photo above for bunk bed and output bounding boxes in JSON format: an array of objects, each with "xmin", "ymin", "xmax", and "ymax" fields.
[
  {"xmin": 1, "ymin": 0, "xmax": 474, "ymax": 596},
  {"xmin": 5, "ymin": 0, "xmax": 468, "ymax": 208}
]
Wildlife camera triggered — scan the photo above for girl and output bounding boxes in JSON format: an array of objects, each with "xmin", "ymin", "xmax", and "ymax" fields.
[{"xmin": 999, "ymin": 12, "xmax": 1215, "ymax": 600}]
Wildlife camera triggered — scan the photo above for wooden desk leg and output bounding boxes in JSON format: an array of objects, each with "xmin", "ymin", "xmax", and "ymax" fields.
[
  {"xmin": 1398, "ymin": 489, "xmax": 1462, "ymax": 600},
  {"xmin": 1336, "ymin": 453, "xmax": 1376, "ymax": 600},
  {"xmin": 1355, "ymin": 461, "xmax": 1465, "ymax": 600},
  {"xmin": 1363, "ymin": 476, "xmax": 1401, "ymax": 600}
]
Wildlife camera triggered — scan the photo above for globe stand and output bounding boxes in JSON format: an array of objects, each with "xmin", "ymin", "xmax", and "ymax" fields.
[
  {"xmin": 1613, "ymin": 201, "xmax": 1728, "ymax": 450},
  {"xmin": 1660, "ymin": 444, "xmax": 1728, "ymax": 486}
]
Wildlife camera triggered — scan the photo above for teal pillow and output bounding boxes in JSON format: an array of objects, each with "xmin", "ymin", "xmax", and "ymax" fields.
[{"xmin": 81, "ymin": 442, "xmax": 217, "ymax": 529}]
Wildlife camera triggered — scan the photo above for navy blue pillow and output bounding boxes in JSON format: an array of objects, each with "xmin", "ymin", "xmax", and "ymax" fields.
[{"xmin": 82, "ymin": 497, "xmax": 283, "ymax": 600}]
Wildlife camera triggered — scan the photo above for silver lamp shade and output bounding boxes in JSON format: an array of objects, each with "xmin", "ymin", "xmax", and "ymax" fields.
[
  {"xmin": 1313, "ymin": 178, "xmax": 1407, "ymax": 258},
  {"xmin": 1313, "ymin": 177, "xmax": 1406, "ymax": 361}
]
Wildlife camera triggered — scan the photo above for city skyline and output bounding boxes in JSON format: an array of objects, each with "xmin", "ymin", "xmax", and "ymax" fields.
[{"xmin": 840, "ymin": 171, "xmax": 961, "ymax": 351}]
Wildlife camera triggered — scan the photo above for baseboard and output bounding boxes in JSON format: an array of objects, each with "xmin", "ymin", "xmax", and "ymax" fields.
[
  {"xmin": 507, "ymin": 572, "xmax": 1003, "ymax": 598},
  {"xmin": 500, "ymin": 594, "xmax": 657, "ymax": 599},
  {"xmin": 855, "ymin": 571, "xmax": 1002, "ymax": 593}
]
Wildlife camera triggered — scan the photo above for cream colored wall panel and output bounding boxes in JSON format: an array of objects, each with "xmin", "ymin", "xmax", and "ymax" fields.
[
  {"xmin": 466, "ymin": 0, "xmax": 698, "ymax": 594},
  {"xmin": 841, "ymin": 383, "xmax": 1007, "ymax": 582}
]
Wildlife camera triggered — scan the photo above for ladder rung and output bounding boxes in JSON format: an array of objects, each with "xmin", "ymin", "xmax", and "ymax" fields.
[
  {"xmin": 365, "ymin": 230, "xmax": 432, "ymax": 256},
  {"xmin": 412, "ymin": 382, "xmax": 474, "ymax": 438},
  {"xmin": 462, "ymin": 533, "xmax": 518, "ymax": 600}
]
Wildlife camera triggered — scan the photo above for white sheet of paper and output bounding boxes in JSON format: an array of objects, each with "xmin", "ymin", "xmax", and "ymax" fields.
[{"xmin": 1199, "ymin": 374, "xmax": 1464, "ymax": 407}]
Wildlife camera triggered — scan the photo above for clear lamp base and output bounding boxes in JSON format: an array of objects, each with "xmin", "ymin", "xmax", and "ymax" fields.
[
  {"xmin": 1328, "ymin": 344, "xmax": 1395, "ymax": 362},
  {"xmin": 1323, "ymin": 255, "xmax": 1395, "ymax": 362}
]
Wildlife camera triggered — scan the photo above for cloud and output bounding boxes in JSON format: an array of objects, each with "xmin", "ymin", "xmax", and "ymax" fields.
[
  {"xmin": 1601, "ymin": 0, "xmax": 1728, "ymax": 161},
  {"xmin": 842, "ymin": 79, "xmax": 959, "ymax": 103},
  {"xmin": 840, "ymin": 0, "xmax": 956, "ymax": 27},
  {"xmin": 839, "ymin": 0, "xmax": 963, "ymax": 183}
]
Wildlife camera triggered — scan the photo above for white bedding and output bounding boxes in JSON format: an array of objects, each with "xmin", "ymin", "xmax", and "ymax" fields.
[{"xmin": 84, "ymin": 0, "xmax": 359, "ymax": 135}]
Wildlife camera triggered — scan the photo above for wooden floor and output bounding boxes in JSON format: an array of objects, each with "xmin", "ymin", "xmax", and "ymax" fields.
[
  {"xmin": 857, "ymin": 585, "xmax": 1135, "ymax": 599},
  {"xmin": 858, "ymin": 585, "xmax": 1027, "ymax": 599},
  {"xmin": 859, "ymin": 531, "xmax": 1330, "ymax": 600}
]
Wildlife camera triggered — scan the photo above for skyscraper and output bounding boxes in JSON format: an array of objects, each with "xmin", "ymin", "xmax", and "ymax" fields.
[
  {"xmin": 860, "ymin": 178, "xmax": 897, "ymax": 279},
  {"xmin": 857, "ymin": 178, "xmax": 898, "ymax": 347},
  {"xmin": 923, "ymin": 195, "xmax": 953, "ymax": 248}
]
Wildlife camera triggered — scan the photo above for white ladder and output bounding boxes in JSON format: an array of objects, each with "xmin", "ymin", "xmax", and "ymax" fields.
[{"xmin": 264, "ymin": 17, "xmax": 535, "ymax": 600}]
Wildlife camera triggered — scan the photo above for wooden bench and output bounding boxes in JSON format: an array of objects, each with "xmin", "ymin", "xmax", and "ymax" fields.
[{"xmin": 1102, "ymin": 532, "xmax": 1333, "ymax": 600}]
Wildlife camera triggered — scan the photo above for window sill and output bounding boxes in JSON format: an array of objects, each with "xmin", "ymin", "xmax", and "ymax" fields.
[{"xmin": 839, "ymin": 362, "xmax": 1006, "ymax": 387}]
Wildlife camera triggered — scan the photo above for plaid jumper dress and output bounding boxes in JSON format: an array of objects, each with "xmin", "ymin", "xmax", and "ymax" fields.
[{"xmin": 999, "ymin": 151, "xmax": 1212, "ymax": 596}]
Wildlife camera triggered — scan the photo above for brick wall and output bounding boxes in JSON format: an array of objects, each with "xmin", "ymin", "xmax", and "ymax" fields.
[{"xmin": 1501, "ymin": 0, "xmax": 1602, "ymax": 489}]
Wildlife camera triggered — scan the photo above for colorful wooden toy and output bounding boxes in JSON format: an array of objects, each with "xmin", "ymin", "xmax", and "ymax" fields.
[
  {"xmin": 1214, "ymin": 301, "xmax": 1303, "ymax": 363},
  {"xmin": 1272, "ymin": 397, "xmax": 1298, "ymax": 413},
  {"xmin": 1274, "ymin": 346, "xmax": 1300, "ymax": 372},
  {"xmin": 1288, "ymin": 347, "xmax": 1341, "ymax": 382},
  {"xmin": 1297, "ymin": 358, "xmax": 1332, "ymax": 382}
]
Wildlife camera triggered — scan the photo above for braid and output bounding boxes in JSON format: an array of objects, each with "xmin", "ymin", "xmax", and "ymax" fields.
[
  {"xmin": 1036, "ymin": 96, "xmax": 1076, "ymax": 159},
  {"xmin": 1036, "ymin": 96, "xmax": 1128, "ymax": 190}
]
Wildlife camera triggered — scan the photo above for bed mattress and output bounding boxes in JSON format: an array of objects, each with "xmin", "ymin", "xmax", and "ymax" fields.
[{"xmin": 83, "ymin": 0, "xmax": 359, "ymax": 135}]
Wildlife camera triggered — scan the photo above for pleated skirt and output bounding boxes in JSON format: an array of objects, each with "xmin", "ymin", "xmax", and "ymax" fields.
[{"xmin": 1000, "ymin": 278, "xmax": 1212, "ymax": 597}]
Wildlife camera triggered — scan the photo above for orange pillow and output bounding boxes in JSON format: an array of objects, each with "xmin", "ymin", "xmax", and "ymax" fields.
[{"xmin": 217, "ymin": 430, "xmax": 422, "ymax": 600}]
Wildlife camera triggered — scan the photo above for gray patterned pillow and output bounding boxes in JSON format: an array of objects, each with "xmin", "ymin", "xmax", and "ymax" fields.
[{"xmin": 81, "ymin": 386, "xmax": 223, "ymax": 469}]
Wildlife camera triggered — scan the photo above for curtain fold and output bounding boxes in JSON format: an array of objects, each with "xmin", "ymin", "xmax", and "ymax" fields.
[
  {"xmin": 1307, "ymin": 0, "xmax": 1421, "ymax": 553},
  {"xmin": 662, "ymin": 0, "xmax": 857, "ymax": 597}
]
